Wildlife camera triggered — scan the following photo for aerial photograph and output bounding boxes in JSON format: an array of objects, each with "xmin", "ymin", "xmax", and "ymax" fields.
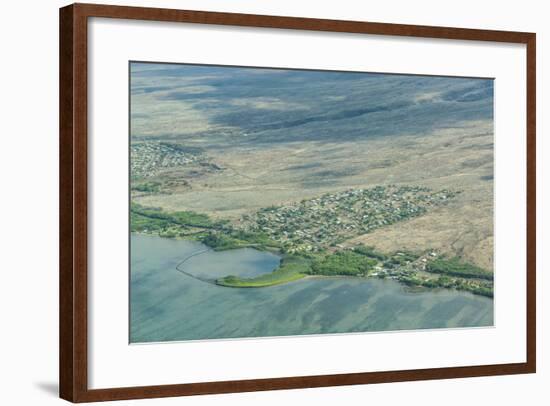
[{"xmin": 129, "ymin": 62, "xmax": 494, "ymax": 343}]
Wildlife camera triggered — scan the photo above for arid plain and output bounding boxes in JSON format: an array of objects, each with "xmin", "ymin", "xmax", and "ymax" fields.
[
  {"xmin": 134, "ymin": 120, "xmax": 493, "ymax": 271},
  {"xmin": 131, "ymin": 63, "xmax": 494, "ymax": 271}
]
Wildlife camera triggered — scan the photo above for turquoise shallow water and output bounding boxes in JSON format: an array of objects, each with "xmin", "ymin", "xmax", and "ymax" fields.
[{"xmin": 130, "ymin": 234, "xmax": 494, "ymax": 343}]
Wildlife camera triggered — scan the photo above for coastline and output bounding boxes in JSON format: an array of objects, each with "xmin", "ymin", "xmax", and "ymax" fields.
[{"xmin": 131, "ymin": 232, "xmax": 493, "ymax": 297}]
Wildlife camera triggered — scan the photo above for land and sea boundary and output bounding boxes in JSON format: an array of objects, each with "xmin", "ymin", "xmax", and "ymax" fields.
[{"xmin": 130, "ymin": 184, "xmax": 493, "ymax": 297}]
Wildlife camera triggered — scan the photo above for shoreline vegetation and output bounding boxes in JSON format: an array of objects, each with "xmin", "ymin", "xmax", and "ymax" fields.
[{"xmin": 130, "ymin": 185, "xmax": 493, "ymax": 298}]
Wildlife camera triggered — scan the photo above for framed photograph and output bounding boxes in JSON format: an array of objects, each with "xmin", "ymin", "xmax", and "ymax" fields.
[{"xmin": 59, "ymin": 3, "xmax": 536, "ymax": 402}]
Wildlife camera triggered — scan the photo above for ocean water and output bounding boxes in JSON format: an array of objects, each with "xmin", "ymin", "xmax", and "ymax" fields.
[{"xmin": 130, "ymin": 234, "xmax": 493, "ymax": 343}]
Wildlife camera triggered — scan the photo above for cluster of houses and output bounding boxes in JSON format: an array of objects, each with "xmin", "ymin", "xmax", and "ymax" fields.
[
  {"xmin": 130, "ymin": 141, "xmax": 203, "ymax": 179},
  {"xmin": 373, "ymin": 250, "xmax": 492, "ymax": 296},
  {"xmin": 244, "ymin": 185, "xmax": 459, "ymax": 253}
]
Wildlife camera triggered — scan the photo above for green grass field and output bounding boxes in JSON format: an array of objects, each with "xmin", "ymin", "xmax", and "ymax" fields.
[{"xmin": 216, "ymin": 255, "xmax": 310, "ymax": 287}]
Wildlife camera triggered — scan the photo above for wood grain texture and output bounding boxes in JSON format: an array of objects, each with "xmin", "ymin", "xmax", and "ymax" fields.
[
  {"xmin": 59, "ymin": 4, "xmax": 89, "ymax": 402},
  {"xmin": 59, "ymin": 2, "xmax": 536, "ymax": 402},
  {"xmin": 59, "ymin": 4, "xmax": 74, "ymax": 401},
  {"xmin": 525, "ymin": 34, "xmax": 536, "ymax": 372}
]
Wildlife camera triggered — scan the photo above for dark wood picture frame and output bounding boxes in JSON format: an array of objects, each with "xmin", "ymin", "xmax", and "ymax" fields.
[{"xmin": 60, "ymin": 3, "xmax": 536, "ymax": 402}]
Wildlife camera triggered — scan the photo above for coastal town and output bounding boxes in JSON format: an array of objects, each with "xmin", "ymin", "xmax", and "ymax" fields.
[
  {"xmin": 240, "ymin": 185, "xmax": 460, "ymax": 254},
  {"xmin": 130, "ymin": 182, "xmax": 493, "ymax": 297},
  {"xmin": 128, "ymin": 139, "xmax": 491, "ymax": 298}
]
